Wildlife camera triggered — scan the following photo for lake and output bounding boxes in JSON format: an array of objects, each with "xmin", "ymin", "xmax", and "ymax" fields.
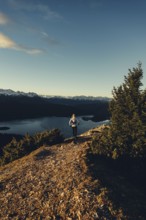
[{"xmin": 0, "ymin": 116, "xmax": 109, "ymax": 138}]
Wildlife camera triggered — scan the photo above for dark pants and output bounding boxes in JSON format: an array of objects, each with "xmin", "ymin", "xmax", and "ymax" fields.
[{"xmin": 72, "ymin": 126, "xmax": 77, "ymax": 139}]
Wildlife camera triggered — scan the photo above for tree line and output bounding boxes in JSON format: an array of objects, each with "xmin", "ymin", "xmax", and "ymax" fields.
[{"xmin": 0, "ymin": 95, "xmax": 110, "ymax": 122}]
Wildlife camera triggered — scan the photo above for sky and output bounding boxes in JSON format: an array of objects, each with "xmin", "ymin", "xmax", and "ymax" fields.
[{"xmin": 0, "ymin": 0, "xmax": 146, "ymax": 97}]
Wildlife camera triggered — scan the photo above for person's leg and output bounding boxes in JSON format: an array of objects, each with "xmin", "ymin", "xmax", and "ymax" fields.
[
  {"xmin": 74, "ymin": 126, "xmax": 77, "ymax": 138},
  {"xmin": 72, "ymin": 127, "xmax": 75, "ymax": 137},
  {"xmin": 73, "ymin": 127, "xmax": 77, "ymax": 143}
]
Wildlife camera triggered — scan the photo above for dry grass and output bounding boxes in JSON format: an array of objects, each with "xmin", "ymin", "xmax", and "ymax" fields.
[{"xmin": 0, "ymin": 127, "xmax": 145, "ymax": 219}]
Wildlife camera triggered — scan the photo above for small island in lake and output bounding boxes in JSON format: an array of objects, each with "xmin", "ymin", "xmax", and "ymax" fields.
[{"xmin": 0, "ymin": 126, "xmax": 10, "ymax": 130}]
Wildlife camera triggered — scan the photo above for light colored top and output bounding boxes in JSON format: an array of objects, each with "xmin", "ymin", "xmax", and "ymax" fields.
[{"xmin": 69, "ymin": 117, "xmax": 79, "ymax": 127}]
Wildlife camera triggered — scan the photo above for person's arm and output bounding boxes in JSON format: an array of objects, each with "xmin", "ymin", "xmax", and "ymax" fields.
[
  {"xmin": 69, "ymin": 119, "xmax": 72, "ymax": 126},
  {"xmin": 76, "ymin": 119, "xmax": 80, "ymax": 126}
]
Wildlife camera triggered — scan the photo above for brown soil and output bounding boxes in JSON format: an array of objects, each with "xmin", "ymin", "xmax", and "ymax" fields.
[{"xmin": 0, "ymin": 132, "xmax": 122, "ymax": 220}]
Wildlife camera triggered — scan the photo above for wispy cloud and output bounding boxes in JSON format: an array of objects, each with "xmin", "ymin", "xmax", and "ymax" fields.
[
  {"xmin": 0, "ymin": 12, "xmax": 10, "ymax": 25},
  {"xmin": 41, "ymin": 32, "xmax": 61, "ymax": 46},
  {"xmin": 0, "ymin": 32, "xmax": 44, "ymax": 55},
  {"xmin": 8, "ymin": 0, "xmax": 63, "ymax": 21},
  {"xmin": 37, "ymin": 4, "xmax": 63, "ymax": 20},
  {"xmin": 0, "ymin": 33, "xmax": 15, "ymax": 48},
  {"xmin": 13, "ymin": 44, "xmax": 44, "ymax": 55}
]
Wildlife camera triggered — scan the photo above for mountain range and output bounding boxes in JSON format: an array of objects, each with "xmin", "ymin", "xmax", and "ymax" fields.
[
  {"xmin": 0, "ymin": 89, "xmax": 38, "ymax": 97},
  {"xmin": 0, "ymin": 89, "xmax": 111, "ymax": 101},
  {"xmin": 0, "ymin": 89, "xmax": 110, "ymax": 122}
]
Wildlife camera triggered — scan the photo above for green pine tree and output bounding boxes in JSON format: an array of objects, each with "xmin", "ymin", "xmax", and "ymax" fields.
[{"xmin": 91, "ymin": 63, "xmax": 146, "ymax": 159}]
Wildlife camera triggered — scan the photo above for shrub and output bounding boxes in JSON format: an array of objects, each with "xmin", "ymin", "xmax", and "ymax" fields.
[{"xmin": 0, "ymin": 129, "xmax": 64, "ymax": 166}]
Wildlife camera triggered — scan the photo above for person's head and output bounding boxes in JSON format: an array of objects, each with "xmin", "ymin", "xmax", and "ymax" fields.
[{"xmin": 72, "ymin": 113, "xmax": 76, "ymax": 119}]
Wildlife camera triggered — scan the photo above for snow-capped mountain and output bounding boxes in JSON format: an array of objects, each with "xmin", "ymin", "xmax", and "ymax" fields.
[
  {"xmin": 42, "ymin": 95, "xmax": 111, "ymax": 101},
  {"xmin": 0, "ymin": 89, "xmax": 111, "ymax": 101},
  {"xmin": 0, "ymin": 89, "xmax": 38, "ymax": 97}
]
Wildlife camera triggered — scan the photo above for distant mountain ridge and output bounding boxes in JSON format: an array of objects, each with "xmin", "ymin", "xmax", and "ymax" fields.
[
  {"xmin": 0, "ymin": 88, "xmax": 110, "ymax": 122},
  {"xmin": 0, "ymin": 89, "xmax": 111, "ymax": 101},
  {"xmin": 0, "ymin": 89, "xmax": 38, "ymax": 97}
]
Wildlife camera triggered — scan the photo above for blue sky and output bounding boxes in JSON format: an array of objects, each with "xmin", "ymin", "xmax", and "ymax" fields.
[{"xmin": 0, "ymin": 0, "xmax": 146, "ymax": 97}]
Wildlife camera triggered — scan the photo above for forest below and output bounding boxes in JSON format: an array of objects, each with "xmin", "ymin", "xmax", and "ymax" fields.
[{"xmin": 0, "ymin": 95, "xmax": 110, "ymax": 122}]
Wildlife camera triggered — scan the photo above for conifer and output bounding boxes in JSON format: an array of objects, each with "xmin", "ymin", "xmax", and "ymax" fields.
[{"xmin": 91, "ymin": 63, "xmax": 146, "ymax": 158}]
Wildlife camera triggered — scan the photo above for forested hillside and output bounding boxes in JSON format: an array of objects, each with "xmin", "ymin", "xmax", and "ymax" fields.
[{"xmin": 0, "ymin": 95, "xmax": 110, "ymax": 121}]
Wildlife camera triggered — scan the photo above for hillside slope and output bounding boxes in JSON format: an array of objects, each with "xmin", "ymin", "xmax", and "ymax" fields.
[{"xmin": 0, "ymin": 129, "xmax": 146, "ymax": 219}]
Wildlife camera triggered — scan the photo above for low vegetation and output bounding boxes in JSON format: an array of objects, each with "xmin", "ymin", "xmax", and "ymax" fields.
[{"xmin": 0, "ymin": 128, "xmax": 64, "ymax": 166}]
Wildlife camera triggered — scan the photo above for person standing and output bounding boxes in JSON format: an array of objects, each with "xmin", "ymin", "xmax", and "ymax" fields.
[{"xmin": 69, "ymin": 114, "xmax": 79, "ymax": 143}]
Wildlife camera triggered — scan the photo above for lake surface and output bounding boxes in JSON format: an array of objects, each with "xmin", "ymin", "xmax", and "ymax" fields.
[{"xmin": 0, "ymin": 116, "xmax": 109, "ymax": 138}]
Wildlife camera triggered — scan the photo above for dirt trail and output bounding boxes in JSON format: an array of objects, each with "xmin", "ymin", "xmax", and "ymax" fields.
[{"xmin": 0, "ymin": 135, "xmax": 121, "ymax": 220}]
